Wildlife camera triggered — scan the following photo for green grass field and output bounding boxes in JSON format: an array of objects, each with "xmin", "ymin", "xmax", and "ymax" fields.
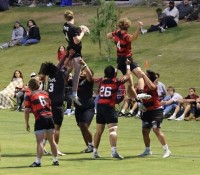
[{"xmin": 0, "ymin": 5, "xmax": 200, "ymax": 175}]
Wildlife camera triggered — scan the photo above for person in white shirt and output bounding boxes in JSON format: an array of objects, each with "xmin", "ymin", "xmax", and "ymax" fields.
[
  {"xmin": 160, "ymin": 0, "xmax": 179, "ymax": 32},
  {"xmin": 161, "ymin": 86, "xmax": 183, "ymax": 117}
]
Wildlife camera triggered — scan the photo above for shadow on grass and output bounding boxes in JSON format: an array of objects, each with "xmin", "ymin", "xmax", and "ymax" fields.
[
  {"xmin": 60, "ymin": 157, "xmax": 114, "ymax": 161},
  {"xmin": 2, "ymin": 153, "xmax": 35, "ymax": 158},
  {"xmin": 0, "ymin": 165, "xmax": 51, "ymax": 169}
]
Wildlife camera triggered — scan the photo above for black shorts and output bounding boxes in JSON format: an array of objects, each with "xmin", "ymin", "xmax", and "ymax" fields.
[
  {"xmin": 96, "ymin": 104, "xmax": 118, "ymax": 124},
  {"xmin": 34, "ymin": 116, "xmax": 55, "ymax": 131},
  {"xmin": 75, "ymin": 108, "xmax": 94, "ymax": 125},
  {"xmin": 117, "ymin": 56, "xmax": 139, "ymax": 75},
  {"xmin": 141, "ymin": 108, "xmax": 163, "ymax": 129},
  {"xmin": 52, "ymin": 105, "xmax": 64, "ymax": 126}
]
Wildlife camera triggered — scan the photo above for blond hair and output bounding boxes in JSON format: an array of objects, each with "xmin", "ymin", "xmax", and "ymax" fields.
[
  {"xmin": 117, "ymin": 18, "xmax": 131, "ymax": 30},
  {"xmin": 64, "ymin": 10, "xmax": 74, "ymax": 21}
]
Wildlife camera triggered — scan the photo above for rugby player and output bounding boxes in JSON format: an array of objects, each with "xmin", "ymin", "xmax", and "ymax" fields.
[
  {"xmin": 138, "ymin": 70, "xmax": 171, "ymax": 158},
  {"xmin": 93, "ymin": 61, "xmax": 131, "ymax": 160},
  {"xmin": 24, "ymin": 78, "xmax": 58, "ymax": 167},
  {"xmin": 63, "ymin": 10, "xmax": 88, "ymax": 105},
  {"xmin": 107, "ymin": 18, "xmax": 151, "ymax": 102}
]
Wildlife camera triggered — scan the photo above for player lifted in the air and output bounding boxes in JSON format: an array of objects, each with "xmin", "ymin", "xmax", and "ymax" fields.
[
  {"xmin": 63, "ymin": 10, "xmax": 89, "ymax": 106},
  {"xmin": 107, "ymin": 18, "xmax": 151, "ymax": 104}
]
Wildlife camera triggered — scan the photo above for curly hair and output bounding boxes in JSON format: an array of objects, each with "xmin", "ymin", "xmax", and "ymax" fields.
[
  {"xmin": 146, "ymin": 70, "xmax": 157, "ymax": 82},
  {"xmin": 39, "ymin": 62, "xmax": 58, "ymax": 78},
  {"xmin": 117, "ymin": 18, "xmax": 131, "ymax": 30},
  {"xmin": 64, "ymin": 10, "xmax": 74, "ymax": 21},
  {"xmin": 104, "ymin": 65, "xmax": 115, "ymax": 79}
]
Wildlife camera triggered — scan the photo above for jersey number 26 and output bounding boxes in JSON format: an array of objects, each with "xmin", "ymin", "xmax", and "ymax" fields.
[{"xmin": 100, "ymin": 86, "xmax": 112, "ymax": 97}]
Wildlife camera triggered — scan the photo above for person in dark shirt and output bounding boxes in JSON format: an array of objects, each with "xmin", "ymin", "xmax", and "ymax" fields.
[
  {"xmin": 74, "ymin": 59, "xmax": 95, "ymax": 153},
  {"xmin": 93, "ymin": 61, "xmax": 131, "ymax": 160},
  {"xmin": 24, "ymin": 78, "xmax": 59, "ymax": 167},
  {"xmin": 62, "ymin": 10, "xmax": 88, "ymax": 106},
  {"xmin": 39, "ymin": 55, "xmax": 68, "ymax": 156},
  {"xmin": 177, "ymin": 0, "xmax": 194, "ymax": 20},
  {"xmin": 19, "ymin": 19, "xmax": 41, "ymax": 46}
]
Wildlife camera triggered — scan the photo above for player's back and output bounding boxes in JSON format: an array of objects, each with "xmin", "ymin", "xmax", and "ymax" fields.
[
  {"xmin": 48, "ymin": 70, "xmax": 66, "ymax": 106},
  {"xmin": 63, "ymin": 23, "xmax": 82, "ymax": 51},
  {"xmin": 29, "ymin": 90, "xmax": 52, "ymax": 120},
  {"xmin": 98, "ymin": 78, "xmax": 119, "ymax": 108}
]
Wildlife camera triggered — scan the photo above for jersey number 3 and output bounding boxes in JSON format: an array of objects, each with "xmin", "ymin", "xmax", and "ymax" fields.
[
  {"xmin": 100, "ymin": 86, "xmax": 112, "ymax": 97},
  {"xmin": 48, "ymin": 83, "xmax": 54, "ymax": 92}
]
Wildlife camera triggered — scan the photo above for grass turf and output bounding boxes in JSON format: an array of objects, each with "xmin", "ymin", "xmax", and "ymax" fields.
[
  {"xmin": 1, "ymin": 110, "xmax": 200, "ymax": 175},
  {"xmin": 0, "ymin": 5, "xmax": 200, "ymax": 175}
]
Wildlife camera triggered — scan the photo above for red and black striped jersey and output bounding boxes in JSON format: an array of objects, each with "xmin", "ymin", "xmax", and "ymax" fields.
[
  {"xmin": 25, "ymin": 90, "xmax": 52, "ymax": 120},
  {"xmin": 98, "ymin": 78, "xmax": 124, "ymax": 108},
  {"xmin": 142, "ymin": 86, "xmax": 162, "ymax": 111},
  {"xmin": 112, "ymin": 30, "xmax": 132, "ymax": 58}
]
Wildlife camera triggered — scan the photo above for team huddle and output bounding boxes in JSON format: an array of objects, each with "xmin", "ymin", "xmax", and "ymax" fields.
[{"xmin": 24, "ymin": 10, "xmax": 171, "ymax": 167}]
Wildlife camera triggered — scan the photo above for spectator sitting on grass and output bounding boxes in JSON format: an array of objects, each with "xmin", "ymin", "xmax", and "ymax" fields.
[
  {"xmin": 168, "ymin": 88, "xmax": 199, "ymax": 121},
  {"xmin": 0, "ymin": 20, "xmax": 26, "ymax": 49},
  {"xmin": 57, "ymin": 45, "xmax": 66, "ymax": 62},
  {"xmin": 19, "ymin": 19, "xmax": 41, "ymax": 46},
  {"xmin": 186, "ymin": 4, "xmax": 200, "ymax": 21},
  {"xmin": 155, "ymin": 73, "xmax": 167, "ymax": 101},
  {"xmin": 29, "ymin": 0, "xmax": 36, "ymax": 7},
  {"xmin": 161, "ymin": 86, "xmax": 183, "ymax": 117},
  {"xmin": 141, "ymin": 1, "xmax": 179, "ymax": 34},
  {"xmin": 0, "ymin": 70, "xmax": 23, "ymax": 109},
  {"xmin": 177, "ymin": 0, "xmax": 194, "ymax": 20}
]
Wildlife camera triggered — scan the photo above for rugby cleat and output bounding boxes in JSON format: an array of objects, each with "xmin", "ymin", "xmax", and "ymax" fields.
[
  {"xmin": 29, "ymin": 162, "xmax": 41, "ymax": 167},
  {"xmin": 137, "ymin": 102, "xmax": 147, "ymax": 112},
  {"xmin": 111, "ymin": 151, "xmax": 124, "ymax": 160},
  {"xmin": 137, "ymin": 93, "xmax": 152, "ymax": 100},
  {"xmin": 58, "ymin": 150, "xmax": 66, "ymax": 156},
  {"xmin": 138, "ymin": 149, "xmax": 152, "ymax": 157},
  {"xmin": 93, "ymin": 152, "xmax": 100, "ymax": 159},
  {"xmin": 168, "ymin": 114, "xmax": 176, "ymax": 120},
  {"xmin": 81, "ymin": 145, "xmax": 93, "ymax": 153},
  {"xmin": 52, "ymin": 161, "xmax": 59, "ymax": 166},
  {"xmin": 163, "ymin": 150, "xmax": 171, "ymax": 158}
]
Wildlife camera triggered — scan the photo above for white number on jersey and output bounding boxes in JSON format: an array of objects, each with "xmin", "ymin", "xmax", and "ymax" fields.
[
  {"xmin": 117, "ymin": 41, "xmax": 121, "ymax": 50},
  {"xmin": 39, "ymin": 96, "xmax": 47, "ymax": 107},
  {"xmin": 100, "ymin": 86, "xmax": 112, "ymax": 97},
  {"xmin": 48, "ymin": 83, "xmax": 54, "ymax": 92}
]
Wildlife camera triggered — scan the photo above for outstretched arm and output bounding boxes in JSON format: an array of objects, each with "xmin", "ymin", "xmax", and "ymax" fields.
[
  {"xmin": 79, "ymin": 59, "xmax": 93, "ymax": 82},
  {"xmin": 129, "ymin": 21, "xmax": 143, "ymax": 41},
  {"xmin": 141, "ymin": 71, "xmax": 157, "ymax": 90}
]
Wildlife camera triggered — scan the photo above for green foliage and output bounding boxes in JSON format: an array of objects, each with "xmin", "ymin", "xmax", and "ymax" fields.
[{"xmin": 89, "ymin": 0, "xmax": 120, "ymax": 60}]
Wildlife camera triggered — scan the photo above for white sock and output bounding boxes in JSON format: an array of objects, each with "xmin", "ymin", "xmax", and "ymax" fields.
[
  {"xmin": 72, "ymin": 92, "xmax": 77, "ymax": 96},
  {"xmin": 162, "ymin": 144, "xmax": 169, "ymax": 151},
  {"xmin": 53, "ymin": 157, "xmax": 58, "ymax": 162},
  {"xmin": 129, "ymin": 110, "xmax": 133, "ymax": 114},
  {"xmin": 35, "ymin": 157, "xmax": 41, "ymax": 164},
  {"xmin": 180, "ymin": 114, "xmax": 185, "ymax": 118},
  {"xmin": 146, "ymin": 147, "xmax": 151, "ymax": 151},
  {"xmin": 121, "ymin": 109, "xmax": 125, "ymax": 114},
  {"xmin": 93, "ymin": 148, "xmax": 98, "ymax": 153},
  {"xmin": 111, "ymin": 147, "xmax": 116, "ymax": 152},
  {"xmin": 88, "ymin": 142, "xmax": 93, "ymax": 147}
]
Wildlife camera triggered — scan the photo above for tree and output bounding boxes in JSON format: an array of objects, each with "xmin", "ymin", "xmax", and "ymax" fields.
[{"xmin": 89, "ymin": 0, "xmax": 121, "ymax": 61}]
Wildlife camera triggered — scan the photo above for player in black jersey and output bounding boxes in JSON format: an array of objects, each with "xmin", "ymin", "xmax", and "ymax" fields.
[
  {"xmin": 75, "ymin": 59, "xmax": 95, "ymax": 153},
  {"xmin": 39, "ymin": 57, "xmax": 68, "ymax": 156},
  {"xmin": 63, "ymin": 10, "xmax": 88, "ymax": 106}
]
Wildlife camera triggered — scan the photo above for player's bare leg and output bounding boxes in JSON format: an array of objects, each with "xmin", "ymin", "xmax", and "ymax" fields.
[
  {"xmin": 70, "ymin": 57, "xmax": 82, "ymax": 105},
  {"xmin": 46, "ymin": 130, "xmax": 59, "ymax": 165},
  {"xmin": 108, "ymin": 123, "xmax": 123, "ymax": 160},
  {"xmin": 79, "ymin": 122, "xmax": 93, "ymax": 153},
  {"xmin": 153, "ymin": 128, "xmax": 171, "ymax": 158},
  {"xmin": 30, "ymin": 133, "xmax": 44, "ymax": 167},
  {"xmin": 54, "ymin": 124, "xmax": 65, "ymax": 156},
  {"xmin": 93, "ymin": 124, "xmax": 105, "ymax": 159},
  {"xmin": 138, "ymin": 128, "xmax": 152, "ymax": 157}
]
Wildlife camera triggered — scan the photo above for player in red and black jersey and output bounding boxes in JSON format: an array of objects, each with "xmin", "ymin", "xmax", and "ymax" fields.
[
  {"xmin": 137, "ymin": 70, "xmax": 171, "ymax": 159},
  {"xmin": 24, "ymin": 78, "xmax": 58, "ymax": 167},
  {"xmin": 93, "ymin": 62, "xmax": 131, "ymax": 160},
  {"xmin": 63, "ymin": 10, "xmax": 88, "ymax": 105},
  {"xmin": 107, "ymin": 18, "xmax": 151, "ymax": 101}
]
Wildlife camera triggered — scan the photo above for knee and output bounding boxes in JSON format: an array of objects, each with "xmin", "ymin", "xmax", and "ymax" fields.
[{"xmin": 109, "ymin": 126, "xmax": 118, "ymax": 136}]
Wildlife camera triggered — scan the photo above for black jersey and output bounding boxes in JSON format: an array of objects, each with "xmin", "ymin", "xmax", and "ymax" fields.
[
  {"xmin": 48, "ymin": 70, "xmax": 66, "ymax": 106},
  {"xmin": 75, "ymin": 78, "xmax": 94, "ymax": 109},
  {"xmin": 63, "ymin": 23, "xmax": 82, "ymax": 55}
]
